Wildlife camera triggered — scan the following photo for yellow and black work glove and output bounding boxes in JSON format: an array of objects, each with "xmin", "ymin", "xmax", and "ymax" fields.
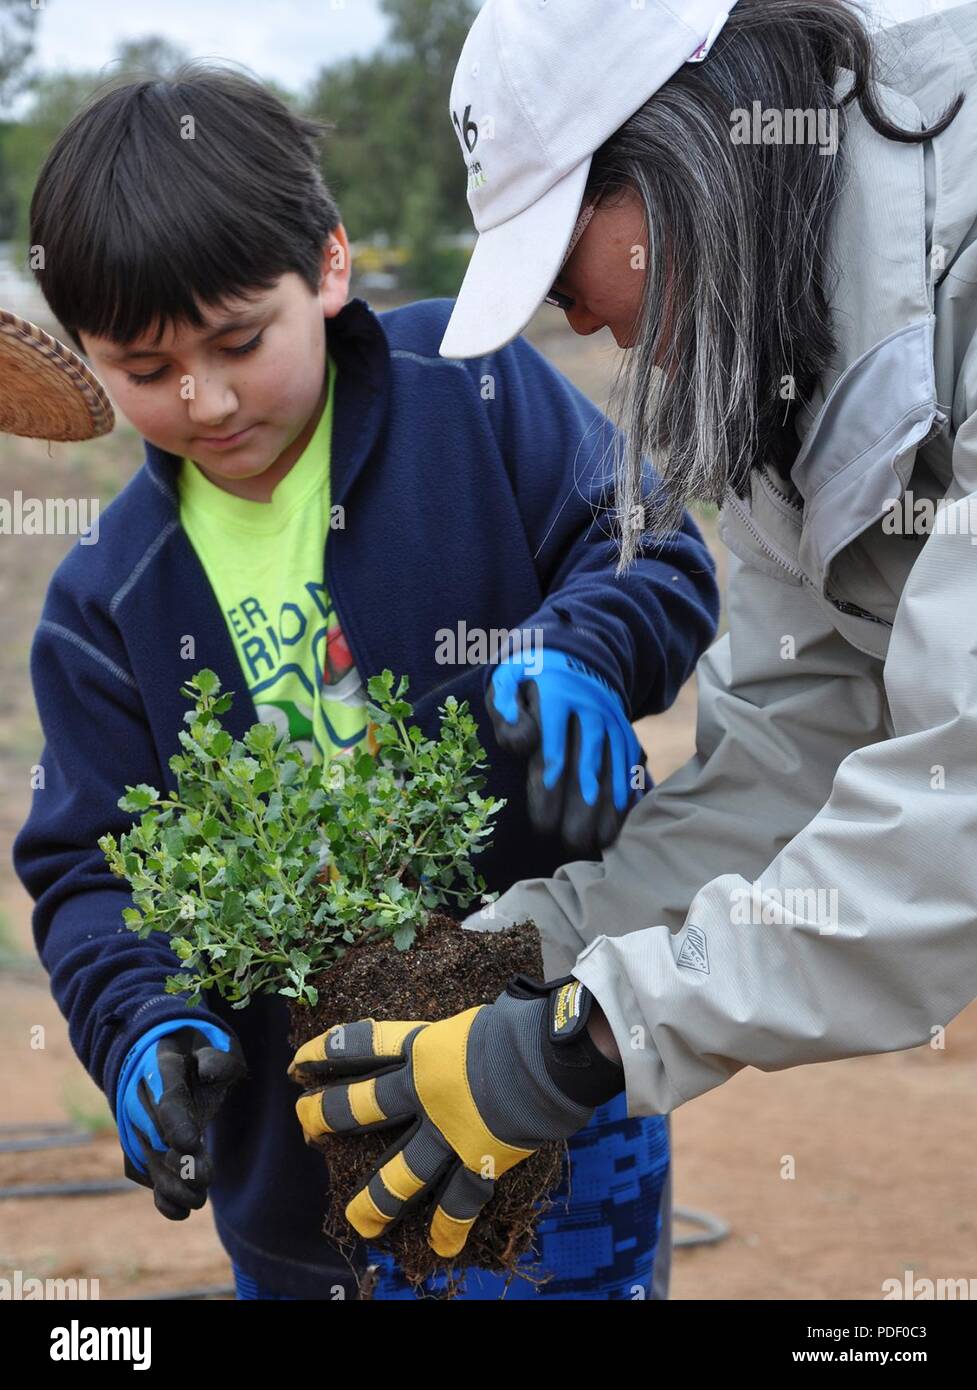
[{"xmin": 288, "ymin": 975, "xmax": 624, "ymax": 1257}]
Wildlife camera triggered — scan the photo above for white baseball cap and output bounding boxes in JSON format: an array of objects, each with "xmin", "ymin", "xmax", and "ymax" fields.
[{"xmin": 439, "ymin": 0, "xmax": 739, "ymax": 360}]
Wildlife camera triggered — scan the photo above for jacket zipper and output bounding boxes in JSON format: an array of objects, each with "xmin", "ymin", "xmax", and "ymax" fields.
[
  {"xmin": 824, "ymin": 591, "xmax": 892, "ymax": 627},
  {"xmin": 727, "ymin": 488, "xmax": 891, "ymax": 627},
  {"xmin": 724, "ymin": 490, "xmax": 807, "ymax": 581},
  {"xmin": 760, "ymin": 470, "xmax": 804, "ymax": 512}
]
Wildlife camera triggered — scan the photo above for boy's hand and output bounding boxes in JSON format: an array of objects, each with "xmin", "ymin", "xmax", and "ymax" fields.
[
  {"xmin": 288, "ymin": 975, "xmax": 623, "ymax": 1257},
  {"xmin": 116, "ymin": 1021, "xmax": 246, "ymax": 1220},
  {"xmin": 487, "ymin": 648, "xmax": 648, "ymax": 854}
]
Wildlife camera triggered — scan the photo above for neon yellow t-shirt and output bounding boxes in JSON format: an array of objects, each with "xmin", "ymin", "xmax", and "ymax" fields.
[{"xmin": 178, "ymin": 355, "xmax": 372, "ymax": 766}]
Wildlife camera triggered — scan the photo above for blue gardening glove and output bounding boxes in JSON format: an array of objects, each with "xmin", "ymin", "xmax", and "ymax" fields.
[
  {"xmin": 116, "ymin": 1019, "xmax": 246, "ymax": 1220},
  {"xmin": 290, "ymin": 975, "xmax": 624, "ymax": 1258},
  {"xmin": 487, "ymin": 648, "xmax": 649, "ymax": 854}
]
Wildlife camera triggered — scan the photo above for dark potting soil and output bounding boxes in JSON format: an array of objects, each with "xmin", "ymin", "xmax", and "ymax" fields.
[{"xmin": 287, "ymin": 911, "xmax": 565, "ymax": 1297}]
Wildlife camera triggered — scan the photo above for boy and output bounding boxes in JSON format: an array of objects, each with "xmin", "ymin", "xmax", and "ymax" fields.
[{"xmin": 13, "ymin": 64, "xmax": 718, "ymax": 1299}]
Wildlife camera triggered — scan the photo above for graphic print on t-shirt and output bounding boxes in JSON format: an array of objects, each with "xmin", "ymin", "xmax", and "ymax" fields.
[{"xmin": 229, "ymin": 579, "xmax": 372, "ymax": 766}]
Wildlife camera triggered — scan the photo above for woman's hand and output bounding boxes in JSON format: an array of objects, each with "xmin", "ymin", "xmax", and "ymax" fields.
[{"xmin": 288, "ymin": 975, "xmax": 623, "ymax": 1256}]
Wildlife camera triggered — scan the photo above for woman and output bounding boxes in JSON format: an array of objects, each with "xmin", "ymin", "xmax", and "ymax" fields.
[{"xmin": 291, "ymin": 0, "xmax": 977, "ymax": 1296}]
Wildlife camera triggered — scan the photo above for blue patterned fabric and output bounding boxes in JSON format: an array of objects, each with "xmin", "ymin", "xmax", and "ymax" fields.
[
  {"xmin": 369, "ymin": 1096, "xmax": 669, "ymax": 1300},
  {"xmin": 233, "ymin": 1263, "xmax": 299, "ymax": 1300}
]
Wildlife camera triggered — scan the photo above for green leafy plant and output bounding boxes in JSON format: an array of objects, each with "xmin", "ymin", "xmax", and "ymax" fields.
[{"xmin": 99, "ymin": 669, "xmax": 503, "ymax": 1010}]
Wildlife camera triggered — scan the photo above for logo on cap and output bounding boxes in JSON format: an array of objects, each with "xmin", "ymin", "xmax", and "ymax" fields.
[{"xmin": 452, "ymin": 104, "xmax": 479, "ymax": 153}]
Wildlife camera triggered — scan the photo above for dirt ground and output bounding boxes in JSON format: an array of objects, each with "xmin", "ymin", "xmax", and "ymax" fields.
[{"xmin": 1, "ymin": 298, "xmax": 975, "ymax": 1301}]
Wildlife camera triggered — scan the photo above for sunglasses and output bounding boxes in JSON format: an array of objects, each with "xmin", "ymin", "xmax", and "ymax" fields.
[{"xmin": 544, "ymin": 199, "xmax": 599, "ymax": 311}]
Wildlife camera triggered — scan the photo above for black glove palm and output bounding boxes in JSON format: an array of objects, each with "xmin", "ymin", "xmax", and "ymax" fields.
[{"xmin": 119, "ymin": 1024, "xmax": 247, "ymax": 1220}]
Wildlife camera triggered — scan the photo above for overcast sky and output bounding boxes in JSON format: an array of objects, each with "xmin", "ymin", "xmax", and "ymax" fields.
[{"xmin": 18, "ymin": 0, "xmax": 958, "ymax": 115}]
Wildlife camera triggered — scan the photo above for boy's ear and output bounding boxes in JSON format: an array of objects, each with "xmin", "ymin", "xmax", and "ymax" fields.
[{"xmin": 320, "ymin": 224, "xmax": 352, "ymax": 318}]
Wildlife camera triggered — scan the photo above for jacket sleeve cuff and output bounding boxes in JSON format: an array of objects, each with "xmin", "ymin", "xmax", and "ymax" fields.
[
  {"xmin": 103, "ymin": 994, "xmax": 238, "ymax": 1115},
  {"xmin": 479, "ymin": 623, "xmax": 628, "ymax": 708},
  {"xmin": 572, "ymin": 934, "xmax": 688, "ymax": 1116}
]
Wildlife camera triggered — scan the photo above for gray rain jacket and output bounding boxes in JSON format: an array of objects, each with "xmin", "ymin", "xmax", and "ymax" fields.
[{"xmin": 467, "ymin": 1, "xmax": 977, "ymax": 1116}]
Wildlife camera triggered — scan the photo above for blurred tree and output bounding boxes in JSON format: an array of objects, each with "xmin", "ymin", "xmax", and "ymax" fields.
[
  {"xmin": 306, "ymin": 0, "xmax": 477, "ymax": 262},
  {"xmin": 0, "ymin": 0, "xmax": 39, "ymax": 114},
  {"xmin": 0, "ymin": 125, "xmax": 16, "ymax": 238},
  {"xmin": 3, "ymin": 72, "xmax": 103, "ymax": 258},
  {"xmin": 402, "ymin": 160, "xmax": 468, "ymax": 297},
  {"xmin": 383, "ymin": 0, "xmax": 479, "ymax": 71},
  {"xmin": 106, "ymin": 35, "xmax": 192, "ymax": 80},
  {"xmin": 380, "ymin": 0, "xmax": 477, "ymax": 238},
  {"xmin": 305, "ymin": 52, "xmax": 408, "ymax": 242}
]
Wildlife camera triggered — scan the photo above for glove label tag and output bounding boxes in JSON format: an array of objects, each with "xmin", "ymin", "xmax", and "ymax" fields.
[{"xmin": 549, "ymin": 980, "xmax": 591, "ymax": 1043}]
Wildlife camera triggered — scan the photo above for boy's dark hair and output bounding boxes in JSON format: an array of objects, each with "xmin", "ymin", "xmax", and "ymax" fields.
[{"xmin": 30, "ymin": 61, "xmax": 341, "ymax": 354}]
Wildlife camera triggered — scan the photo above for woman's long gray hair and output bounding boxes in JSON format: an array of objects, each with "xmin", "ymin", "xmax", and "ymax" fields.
[{"xmin": 591, "ymin": 0, "xmax": 963, "ymax": 573}]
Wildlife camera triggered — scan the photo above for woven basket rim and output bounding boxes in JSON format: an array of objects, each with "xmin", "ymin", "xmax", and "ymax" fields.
[{"xmin": 0, "ymin": 306, "xmax": 115, "ymax": 442}]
